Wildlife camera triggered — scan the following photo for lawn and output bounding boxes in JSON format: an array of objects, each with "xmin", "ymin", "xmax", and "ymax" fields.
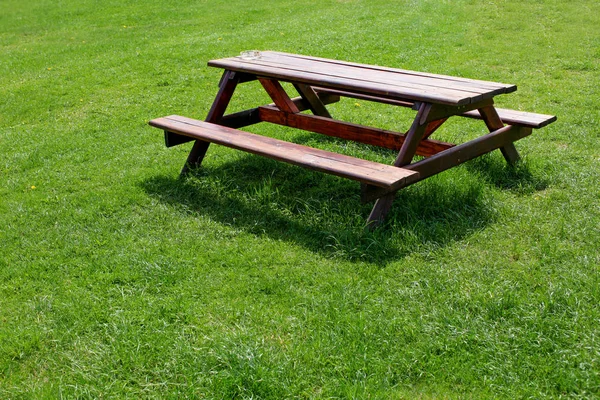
[{"xmin": 1, "ymin": 0, "xmax": 599, "ymax": 398}]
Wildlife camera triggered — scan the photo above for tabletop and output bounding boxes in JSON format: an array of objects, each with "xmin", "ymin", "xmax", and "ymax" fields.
[{"xmin": 208, "ymin": 51, "xmax": 517, "ymax": 107}]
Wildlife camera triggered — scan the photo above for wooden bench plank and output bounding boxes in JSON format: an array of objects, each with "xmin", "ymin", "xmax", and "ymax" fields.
[
  {"xmin": 149, "ymin": 116, "xmax": 420, "ymax": 191},
  {"xmin": 463, "ymin": 107, "xmax": 557, "ymax": 128},
  {"xmin": 312, "ymin": 87, "xmax": 556, "ymax": 128},
  {"xmin": 164, "ymin": 93, "xmax": 340, "ymax": 148}
]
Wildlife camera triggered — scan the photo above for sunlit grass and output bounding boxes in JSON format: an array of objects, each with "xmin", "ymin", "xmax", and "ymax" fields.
[{"xmin": 1, "ymin": 0, "xmax": 599, "ymax": 398}]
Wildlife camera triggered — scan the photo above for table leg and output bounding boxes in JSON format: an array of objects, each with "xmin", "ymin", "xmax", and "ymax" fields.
[
  {"xmin": 181, "ymin": 70, "xmax": 240, "ymax": 175},
  {"xmin": 422, "ymin": 118, "xmax": 448, "ymax": 140},
  {"xmin": 478, "ymin": 106, "xmax": 521, "ymax": 165},
  {"xmin": 258, "ymin": 78, "xmax": 300, "ymax": 113},
  {"xmin": 367, "ymin": 102, "xmax": 437, "ymax": 228},
  {"xmin": 293, "ymin": 83, "xmax": 332, "ymax": 118}
]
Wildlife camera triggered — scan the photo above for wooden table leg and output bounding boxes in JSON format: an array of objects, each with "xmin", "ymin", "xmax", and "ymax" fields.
[
  {"xmin": 478, "ymin": 105, "xmax": 521, "ymax": 165},
  {"xmin": 258, "ymin": 78, "xmax": 300, "ymax": 113},
  {"xmin": 293, "ymin": 83, "xmax": 332, "ymax": 118},
  {"xmin": 367, "ymin": 102, "xmax": 437, "ymax": 228},
  {"xmin": 181, "ymin": 70, "xmax": 241, "ymax": 175}
]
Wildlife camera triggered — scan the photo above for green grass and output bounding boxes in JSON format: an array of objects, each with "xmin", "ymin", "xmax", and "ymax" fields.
[{"xmin": 1, "ymin": 0, "xmax": 599, "ymax": 398}]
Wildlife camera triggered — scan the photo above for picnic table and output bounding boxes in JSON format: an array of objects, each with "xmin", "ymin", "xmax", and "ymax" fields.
[{"xmin": 149, "ymin": 51, "xmax": 556, "ymax": 227}]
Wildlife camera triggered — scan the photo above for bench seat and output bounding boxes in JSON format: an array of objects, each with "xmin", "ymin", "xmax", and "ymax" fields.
[
  {"xmin": 149, "ymin": 115, "xmax": 419, "ymax": 191},
  {"xmin": 312, "ymin": 87, "xmax": 556, "ymax": 128},
  {"xmin": 462, "ymin": 107, "xmax": 556, "ymax": 128}
]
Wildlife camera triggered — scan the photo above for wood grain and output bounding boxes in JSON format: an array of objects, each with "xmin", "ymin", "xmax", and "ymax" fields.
[
  {"xmin": 257, "ymin": 106, "xmax": 453, "ymax": 157},
  {"xmin": 150, "ymin": 116, "xmax": 420, "ymax": 190},
  {"xmin": 209, "ymin": 51, "xmax": 517, "ymax": 106}
]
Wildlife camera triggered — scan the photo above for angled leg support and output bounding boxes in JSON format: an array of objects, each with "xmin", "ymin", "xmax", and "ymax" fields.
[
  {"xmin": 367, "ymin": 103, "xmax": 438, "ymax": 228},
  {"xmin": 478, "ymin": 105, "xmax": 521, "ymax": 165},
  {"xmin": 293, "ymin": 83, "xmax": 332, "ymax": 118},
  {"xmin": 181, "ymin": 70, "xmax": 241, "ymax": 175}
]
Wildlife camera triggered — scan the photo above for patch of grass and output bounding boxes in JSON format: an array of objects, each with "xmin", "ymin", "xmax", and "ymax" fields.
[{"xmin": 1, "ymin": 0, "xmax": 599, "ymax": 398}]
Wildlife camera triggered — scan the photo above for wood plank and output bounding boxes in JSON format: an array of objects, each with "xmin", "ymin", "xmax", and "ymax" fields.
[
  {"xmin": 394, "ymin": 103, "xmax": 437, "ymax": 167},
  {"xmin": 259, "ymin": 52, "xmax": 513, "ymax": 96},
  {"xmin": 223, "ymin": 58, "xmax": 490, "ymax": 104},
  {"xmin": 313, "ymin": 87, "xmax": 415, "ymax": 108},
  {"xmin": 293, "ymin": 83, "xmax": 332, "ymax": 118},
  {"xmin": 405, "ymin": 125, "xmax": 532, "ymax": 180},
  {"xmin": 221, "ymin": 92, "xmax": 340, "ymax": 129},
  {"xmin": 367, "ymin": 102, "xmax": 438, "ymax": 228},
  {"xmin": 313, "ymin": 86, "xmax": 556, "ymax": 128},
  {"xmin": 258, "ymin": 78, "xmax": 300, "ymax": 113},
  {"xmin": 267, "ymin": 51, "xmax": 516, "ymax": 92},
  {"xmin": 149, "ymin": 116, "xmax": 420, "ymax": 190},
  {"xmin": 208, "ymin": 59, "xmax": 480, "ymax": 106},
  {"xmin": 463, "ymin": 107, "xmax": 557, "ymax": 128},
  {"xmin": 164, "ymin": 93, "xmax": 341, "ymax": 148},
  {"xmin": 478, "ymin": 106, "xmax": 520, "ymax": 164},
  {"xmin": 257, "ymin": 106, "xmax": 453, "ymax": 157},
  {"xmin": 423, "ymin": 118, "xmax": 448, "ymax": 139}
]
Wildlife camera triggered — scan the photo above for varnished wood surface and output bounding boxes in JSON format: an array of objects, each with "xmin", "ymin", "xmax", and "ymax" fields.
[
  {"xmin": 463, "ymin": 107, "xmax": 557, "ymax": 128},
  {"xmin": 209, "ymin": 51, "xmax": 517, "ymax": 106},
  {"xmin": 149, "ymin": 116, "xmax": 420, "ymax": 190},
  {"xmin": 312, "ymin": 87, "xmax": 556, "ymax": 128},
  {"xmin": 257, "ymin": 106, "xmax": 454, "ymax": 157}
]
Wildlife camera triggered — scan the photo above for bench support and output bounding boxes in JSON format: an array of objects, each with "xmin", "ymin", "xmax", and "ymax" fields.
[
  {"xmin": 181, "ymin": 70, "xmax": 240, "ymax": 175},
  {"xmin": 367, "ymin": 102, "xmax": 439, "ymax": 227},
  {"xmin": 478, "ymin": 105, "xmax": 521, "ymax": 165}
]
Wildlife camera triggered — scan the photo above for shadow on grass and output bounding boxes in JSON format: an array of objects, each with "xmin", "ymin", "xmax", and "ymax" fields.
[
  {"xmin": 465, "ymin": 154, "xmax": 549, "ymax": 195},
  {"xmin": 141, "ymin": 154, "xmax": 505, "ymax": 264}
]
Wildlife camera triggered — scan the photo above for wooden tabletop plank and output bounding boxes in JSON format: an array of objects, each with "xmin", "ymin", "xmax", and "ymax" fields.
[
  {"xmin": 269, "ymin": 51, "xmax": 516, "ymax": 92},
  {"xmin": 237, "ymin": 56, "xmax": 487, "ymax": 101},
  {"xmin": 208, "ymin": 51, "xmax": 517, "ymax": 105},
  {"xmin": 262, "ymin": 52, "xmax": 512, "ymax": 95},
  {"xmin": 209, "ymin": 58, "xmax": 476, "ymax": 105}
]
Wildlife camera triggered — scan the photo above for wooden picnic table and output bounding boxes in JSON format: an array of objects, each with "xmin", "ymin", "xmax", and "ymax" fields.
[{"xmin": 149, "ymin": 51, "xmax": 556, "ymax": 227}]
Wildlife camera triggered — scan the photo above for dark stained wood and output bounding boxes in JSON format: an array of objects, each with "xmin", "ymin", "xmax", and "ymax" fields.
[
  {"xmin": 366, "ymin": 102, "xmax": 439, "ymax": 227},
  {"xmin": 500, "ymin": 143, "xmax": 521, "ymax": 165},
  {"xmin": 210, "ymin": 59, "xmax": 481, "ymax": 106},
  {"xmin": 463, "ymin": 107, "xmax": 557, "ymax": 128},
  {"xmin": 165, "ymin": 131, "xmax": 195, "ymax": 147},
  {"xmin": 150, "ymin": 116, "xmax": 420, "ymax": 190},
  {"xmin": 259, "ymin": 52, "xmax": 513, "ymax": 95},
  {"xmin": 209, "ymin": 51, "xmax": 517, "ymax": 106},
  {"xmin": 154, "ymin": 51, "xmax": 558, "ymax": 228},
  {"xmin": 367, "ymin": 193, "xmax": 396, "ymax": 229},
  {"xmin": 220, "ymin": 92, "xmax": 340, "ymax": 129},
  {"xmin": 478, "ymin": 105, "xmax": 521, "ymax": 164},
  {"xmin": 478, "ymin": 105, "xmax": 504, "ymax": 131},
  {"xmin": 361, "ymin": 184, "xmax": 393, "ymax": 204},
  {"xmin": 394, "ymin": 103, "xmax": 437, "ymax": 167},
  {"xmin": 257, "ymin": 106, "xmax": 454, "ymax": 157},
  {"xmin": 181, "ymin": 70, "xmax": 240, "ymax": 175},
  {"xmin": 293, "ymin": 83, "xmax": 332, "ymax": 118},
  {"xmin": 405, "ymin": 125, "xmax": 533, "ymax": 180},
  {"xmin": 423, "ymin": 118, "xmax": 448, "ymax": 140},
  {"xmin": 258, "ymin": 78, "xmax": 300, "ymax": 113},
  {"xmin": 313, "ymin": 87, "xmax": 415, "ymax": 107},
  {"xmin": 166, "ymin": 93, "xmax": 341, "ymax": 139},
  {"xmin": 268, "ymin": 51, "xmax": 516, "ymax": 92},
  {"xmin": 314, "ymin": 86, "xmax": 556, "ymax": 129}
]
